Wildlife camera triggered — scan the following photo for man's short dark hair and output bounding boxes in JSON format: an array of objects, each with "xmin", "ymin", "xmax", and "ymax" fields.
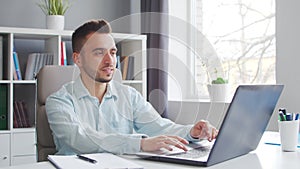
[{"xmin": 72, "ymin": 19, "xmax": 112, "ymax": 53}]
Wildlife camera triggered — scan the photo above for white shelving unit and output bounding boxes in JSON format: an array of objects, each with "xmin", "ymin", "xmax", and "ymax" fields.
[{"xmin": 0, "ymin": 27, "xmax": 147, "ymax": 167}]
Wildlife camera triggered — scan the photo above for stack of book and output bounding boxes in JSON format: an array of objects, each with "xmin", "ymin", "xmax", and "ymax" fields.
[
  {"xmin": 24, "ymin": 53, "xmax": 54, "ymax": 80},
  {"xmin": 13, "ymin": 100, "xmax": 31, "ymax": 128},
  {"xmin": 13, "ymin": 52, "xmax": 54, "ymax": 80}
]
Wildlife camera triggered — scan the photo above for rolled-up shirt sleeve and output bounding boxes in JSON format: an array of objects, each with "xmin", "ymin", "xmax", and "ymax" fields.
[{"xmin": 130, "ymin": 87, "xmax": 195, "ymax": 141}]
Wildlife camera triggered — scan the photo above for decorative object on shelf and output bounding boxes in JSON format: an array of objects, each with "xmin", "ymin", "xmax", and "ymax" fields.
[
  {"xmin": 46, "ymin": 15, "xmax": 64, "ymax": 30},
  {"xmin": 37, "ymin": 0, "xmax": 70, "ymax": 30}
]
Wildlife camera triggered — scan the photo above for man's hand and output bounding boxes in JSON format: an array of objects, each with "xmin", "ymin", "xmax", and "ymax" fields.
[
  {"xmin": 190, "ymin": 120, "xmax": 218, "ymax": 141},
  {"xmin": 140, "ymin": 135, "xmax": 189, "ymax": 152}
]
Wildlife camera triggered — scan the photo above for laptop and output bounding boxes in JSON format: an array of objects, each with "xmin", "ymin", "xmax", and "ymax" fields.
[{"xmin": 136, "ymin": 85, "xmax": 284, "ymax": 167}]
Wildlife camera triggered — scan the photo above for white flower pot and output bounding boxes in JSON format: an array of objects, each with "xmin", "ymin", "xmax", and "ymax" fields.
[
  {"xmin": 207, "ymin": 84, "xmax": 231, "ymax": 102},
  {"xmin": 46, "ymin": 15, "xmax": 64, "ymax": 30}
]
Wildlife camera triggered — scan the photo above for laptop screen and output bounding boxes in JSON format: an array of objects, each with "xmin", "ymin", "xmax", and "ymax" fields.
[{"xmin": 207, "ymin": 85, "xmax": 283, "ymax": 166}]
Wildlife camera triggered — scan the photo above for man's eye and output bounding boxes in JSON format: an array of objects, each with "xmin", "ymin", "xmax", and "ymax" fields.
[{"xmin": 94, "ymin": 51, "xmax": 104, "ymax": 56}]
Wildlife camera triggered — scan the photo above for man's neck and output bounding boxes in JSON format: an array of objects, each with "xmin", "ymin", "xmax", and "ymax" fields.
[{"xmin": 80, "ymin": 74, "xmax": 107, "ymax": 103}]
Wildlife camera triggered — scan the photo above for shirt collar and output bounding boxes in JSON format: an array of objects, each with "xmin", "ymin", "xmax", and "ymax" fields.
[{"xmin": 73, "ymin": 75, "xmax": 118, "ymax": 101}]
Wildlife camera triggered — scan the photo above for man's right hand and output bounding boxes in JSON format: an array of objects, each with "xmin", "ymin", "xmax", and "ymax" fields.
[{"xmin": 140, "ymin": 135, "xmax": 189, "ymax": 152}]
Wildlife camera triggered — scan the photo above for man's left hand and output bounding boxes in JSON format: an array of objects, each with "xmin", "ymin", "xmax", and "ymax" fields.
[{"xmin": 190, "ymin": 120, "xmax": 218, "ymax": 141}]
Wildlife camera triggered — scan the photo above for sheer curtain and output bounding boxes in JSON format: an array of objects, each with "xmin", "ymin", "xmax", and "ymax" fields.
[{"xmin": 141, "ymin": 0, "xmax": 169, "ymax": 117}]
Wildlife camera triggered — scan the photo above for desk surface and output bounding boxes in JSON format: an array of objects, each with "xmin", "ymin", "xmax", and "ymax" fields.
[{"xmin": 2, "ymin": 132, "xmax": 299, "ymax": 169}]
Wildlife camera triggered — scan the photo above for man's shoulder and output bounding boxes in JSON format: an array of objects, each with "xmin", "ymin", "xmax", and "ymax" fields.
[{"xmin": 46, "ymin": 81, "xmax": 75, "ymax": 101}]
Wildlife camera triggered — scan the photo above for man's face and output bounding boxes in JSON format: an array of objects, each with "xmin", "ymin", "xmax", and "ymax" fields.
[{"xmin": 77, "ymin": 33, "xmax": 117, "ymax": 83}]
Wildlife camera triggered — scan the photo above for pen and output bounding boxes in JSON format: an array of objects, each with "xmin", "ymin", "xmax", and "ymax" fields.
[
  {"xmin": 285, "ymin": 113, "xmax": 293, "ymax": 121},
  {"xmin": 279, "ymin": 112, "xmax": 286, "ymax": 121},
  {"xmin": 77, "ymin": 155, "xmax": 97, "ymax": 164},
  {"xmin": 279, "ymin": 108, "xmax": 287, "ymax": 115},
  {"xmin": 295, "ymin": 113, "xmax": 299, "ymax": 120},
  {"xmin": 265, "ymin": 142, "xmax": 300, "ymax": 148}
]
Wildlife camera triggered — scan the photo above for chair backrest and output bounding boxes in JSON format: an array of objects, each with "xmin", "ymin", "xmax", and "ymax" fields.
[
  {"xmin": 36, "ymin": 65, "xmax": 79, "ymax": 161},
  {"xmin": 36, "ymin": 65, "xmax": 122, "ymax": 161}
]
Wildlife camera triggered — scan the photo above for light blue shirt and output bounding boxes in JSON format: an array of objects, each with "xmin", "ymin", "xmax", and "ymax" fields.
[{"xmin": 46, "ymin": 76, "xmax": 196, "ymax": 155}]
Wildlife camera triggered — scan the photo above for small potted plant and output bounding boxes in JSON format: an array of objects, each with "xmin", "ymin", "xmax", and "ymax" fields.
[
  {"xmin": 37, "ymin": 0, "xmax": 70, "ymax": 30},
  {"xmin": 207, "ymin": 69, "xmax": 231, "ymax": 102}
]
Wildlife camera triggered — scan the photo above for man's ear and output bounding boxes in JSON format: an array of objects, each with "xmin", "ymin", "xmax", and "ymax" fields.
[{"xmin": 73, "ymin": 52, "xmax": 82, "ymax": 66}]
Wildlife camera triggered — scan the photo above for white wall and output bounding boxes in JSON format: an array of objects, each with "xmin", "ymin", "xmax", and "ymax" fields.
[
  {"xmin": 0, "ymin": 0, "xmax": 138, "ymax": 33},
  {"xmin": 168, "ymin": 101, "xmax": 229, "ymax": 130},
  {"xmin": 274, "ymin": 0, "xmax": 300, "ymax": 131}
]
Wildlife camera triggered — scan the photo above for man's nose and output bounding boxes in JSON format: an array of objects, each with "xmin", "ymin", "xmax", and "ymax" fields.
[{"xmin": 103, "ymin": 52, "xmax": 114, "ymax": 64}]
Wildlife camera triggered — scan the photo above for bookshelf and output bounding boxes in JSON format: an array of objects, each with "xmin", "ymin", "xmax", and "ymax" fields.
[{"xmin": 0, "ymin": 27, "xmax": 147, "ymax": 167}]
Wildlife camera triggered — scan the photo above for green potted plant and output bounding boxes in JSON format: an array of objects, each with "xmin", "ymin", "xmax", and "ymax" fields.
[
  {"xmin": 211, "ymin": 77, "xmax": 228, "ymax": 84},
  {"xmin": 207, "ymin": 68, "xmax": 231, "ymax": 102},
  {"xmin": 37, "ymin": 0, "xmax": 70, "ymax": 30}
]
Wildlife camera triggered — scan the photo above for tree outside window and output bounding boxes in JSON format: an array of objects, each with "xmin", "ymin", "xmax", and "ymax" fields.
[{"xmin": 195, "ymin": 0, "xmax": 276, "ymax": 98}]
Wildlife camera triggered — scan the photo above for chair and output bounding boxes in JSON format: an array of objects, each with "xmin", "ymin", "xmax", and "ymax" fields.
[
  {"xmin": 36, "ymin": 65, "xmax": 79, "ymax": 161},
  {"xmin": 36, "ymin": 65, "xmax": 122, "ymax": 161}
]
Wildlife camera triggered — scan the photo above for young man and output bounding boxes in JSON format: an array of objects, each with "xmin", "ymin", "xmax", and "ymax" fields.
[{"xmin": 46, "ymin": 19, "xmax": 218, "ymax": 155}]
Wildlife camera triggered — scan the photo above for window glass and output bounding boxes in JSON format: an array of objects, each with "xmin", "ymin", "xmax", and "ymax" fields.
[{"xmin": 168, "ymin": 0, "xmax": 276, "ymax": 100}]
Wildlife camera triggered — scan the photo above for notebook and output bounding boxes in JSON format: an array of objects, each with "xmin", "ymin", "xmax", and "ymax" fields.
[
  {"xmin": 48, "ymin": 153, "xmax": 143, "ymax": 169},
  {"xmin": 136, "ymin": 85, "xmax": 284, "ymax": 167}
]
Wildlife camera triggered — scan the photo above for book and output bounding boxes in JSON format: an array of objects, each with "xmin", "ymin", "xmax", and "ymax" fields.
[
  {"xmin": 121, "ymin": 56, "xmax": 129, "ymax": 80},
  {"xmin": 0, "ymin": 36, "xmax": 3, "ymax": 80},
  {"xmin": 12, "ymin": 60, "xmax": 18, "ymax": 80},
  {"xmin": 48, "ymin": 153, "xmax": 143, "ymax": 169},
  {"xmin": 12, "ymin": 100, "xmax": 30, "ymax": 128},
  {"xmin": 24, "ymin": 53, "xmax": 37, "ymax": 80},
  {"xmin": 116, "ymin": 55, "xmax": 121, "ymax": 70},
  {"xmin": 0, "ymin": 85, "xmax": 8, "ymax": 130},
  {"xmin": 25, "ymin": 53, "xmax": 54, "ymax": 80},
  {"xmin": 13, "ymin": 101, "xmax": 23, "ymax": 128},
  {"xmin": 65, "ymin": 41, "xmax": 74, "ymax": 65},
  {"xmin": 2, "ymin": 37, "xmax": 9, "ymax": 80},
  {"xmin": 60, "ymin": 41, "xmax": 67, "ymax": 66},
  {"xmin": 21, "ymin": 100, "xmax": 31, "ymax": 127},
  {"xmin": 13, "ymin": 52, "xmax": 22, "ymax": 80},
  {"xmin": 126, "ymin": 56, "xmax": 135, "ymax": 80},
  {"xmin": 17, "ymin": 100, "xmax": 30, "ymax": 127}
]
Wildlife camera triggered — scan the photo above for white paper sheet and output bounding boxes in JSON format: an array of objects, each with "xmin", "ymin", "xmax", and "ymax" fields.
[{"xmin": 48, "ymin": 153, "xmax": 143, "ymax": 169}]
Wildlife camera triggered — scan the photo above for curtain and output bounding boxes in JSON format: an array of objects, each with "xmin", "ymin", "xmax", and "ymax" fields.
[{"xmin": 141, "ymin": 0, "xmax": 169, "ymax": 117}]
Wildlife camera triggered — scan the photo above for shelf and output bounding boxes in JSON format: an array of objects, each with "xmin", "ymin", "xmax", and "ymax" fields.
[
  {"xmin": 0, "ymin": 26, "xmax": 73, "ymax": 38},
  {"xmin": 12, "ymin": 80, "xmax": 36, "ymax": 84},
  {"xmin": 0, "ymin": 26, "xmax": 147, "ymax": 167},
  {"xmin": 0, "ymin": 130, "xmax": 10, "ymax": 134},
  {"xmin": 122, "ymin": 80, "xmax": 143, "ymax": 84},
  {"xmin": 12, "ymin": 128, "xmax": 35, "ymax": 133},
  {"xmin": 0, "ymin": 80, "xmax": 10, "ymax": 83}
]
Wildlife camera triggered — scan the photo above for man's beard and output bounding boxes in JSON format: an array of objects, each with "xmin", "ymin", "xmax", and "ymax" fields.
[
  {"xmin": 83, "ymin": 65, "xmax": 114, "ymax": 83},
  {"xmin": 94, "ymin": 76, "xmax": 112, "ymax": 83}
]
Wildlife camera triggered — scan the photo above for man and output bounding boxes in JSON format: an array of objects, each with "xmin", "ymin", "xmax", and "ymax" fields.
[{"xmin": 46, "ymin": 19, "xmax": 218, "ymax": 155}]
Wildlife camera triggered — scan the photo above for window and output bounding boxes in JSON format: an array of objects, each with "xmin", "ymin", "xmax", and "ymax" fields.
[{"xmin": 168, "ymin": 0, "xmax": 276, "ymax": 100}]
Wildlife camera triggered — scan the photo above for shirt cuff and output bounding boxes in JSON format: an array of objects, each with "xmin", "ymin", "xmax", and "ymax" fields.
[
  {"xmin": 186, "ymin": 133, "xmax": 202, "ymax": 142},
  {"xmin": 125, "ymin": 134, "xmax": 148, "ymax": 154},
  {"xmin": 185, "ymin": 125, "xmax": 203, "ymax": 142}
]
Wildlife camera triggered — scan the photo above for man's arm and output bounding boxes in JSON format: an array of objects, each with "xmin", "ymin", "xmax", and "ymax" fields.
[{"xmin": 130, "ymin": 88, "xmax": 218, "ymax": 151}]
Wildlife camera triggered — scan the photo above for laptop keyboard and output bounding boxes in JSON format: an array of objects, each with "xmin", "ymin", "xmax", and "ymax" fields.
[{"xmin": 167, "ymin": 146, "xmax": 211, "ymax": 159}]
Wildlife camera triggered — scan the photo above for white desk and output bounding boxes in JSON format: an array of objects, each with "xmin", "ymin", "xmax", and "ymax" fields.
[{"xmin": 1, "ymin": 132, "xmax": 299, "ymax": 169}]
